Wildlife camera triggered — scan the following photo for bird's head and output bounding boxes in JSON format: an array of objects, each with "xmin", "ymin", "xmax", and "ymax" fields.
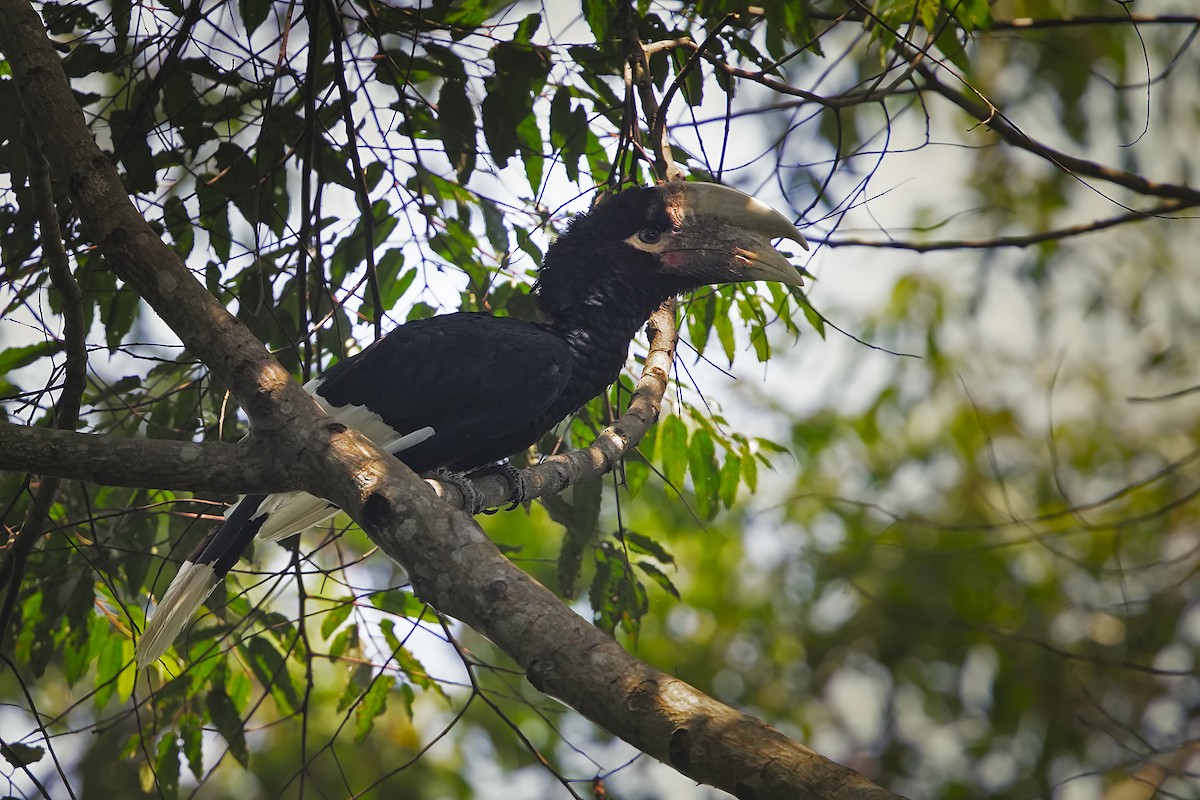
[{"xmin": 536, "ymin": 182, "xmax": 808, "ymax": 322}]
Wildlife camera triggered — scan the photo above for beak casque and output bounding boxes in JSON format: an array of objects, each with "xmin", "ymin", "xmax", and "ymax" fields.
[{"xmin": 664, "ymin": 182, "xmax": 809, "ymax": 288}]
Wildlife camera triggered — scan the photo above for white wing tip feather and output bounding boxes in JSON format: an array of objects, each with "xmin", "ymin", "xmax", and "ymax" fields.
[{"xmin": 135, "ymin": 561, "xmax": 219, "ymax": 668}]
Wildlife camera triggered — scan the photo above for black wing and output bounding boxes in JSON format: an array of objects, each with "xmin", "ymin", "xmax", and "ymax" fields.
[{"xmin": 314, "ymin": 312, "xmax": 575, "ymax": 473}]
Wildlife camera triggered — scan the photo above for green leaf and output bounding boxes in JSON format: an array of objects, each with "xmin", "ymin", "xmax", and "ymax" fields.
[
  {"xmin": 187, "ymin": 647, "xmax": 224, "ymax": 695},
  {"xmin": 674, "ymin": 48, "xmax": 704, "ymax": 107},
  {"xmin": 370, "ymin": 591, "xmax": 425, "ymax": 617},
  {"xmin": 364, "ymin": 160, "xmax": 387, "ymax": 189},
  {"xmin": 154, "ymin": 732, "xmax": 181, "ymax": 800},
  {"xmin": 619, "ymin": 530, "xmax": 674, "ymax": 565},
  {"xmin": 239, "ymin": 0, "xmax": 272, "ymax": 35},
  {"xmin": 62, "ymin": 43, "xmax": 119, "ymax": 79},
  {"xmin": 589, "ymin": 539, "xmax": 653, "ymax": 639},
  {"xmin": 513, "ymin": 12, "xmax": 541, "ymax": 43},
  {"xmin": 714, "ymin": 296, "xmax": 736, "ymax": 363},
  {"xmin": 718, "ymin": 453, "xmax": 741, "ymax": 508},
  {"xmin": 1, "ymin": 741, "xmax": 44, "ymax": 768},
  {"xmin": 196, "ymin": 178, "xmax": 232, "ymax": 263},
  {"xmin": 636, "ymin": 561, "xmax": 680, "ymax": 599},
  {"xmin": 178, "ymin": 713, "xmax": 204, "ymax": 781},
  {"xmin": 355, "ymin": 673, "xmax": 395, "ymax": 743},
  {"xmin": 430, "ymin": 220, "xmax": 479, "ymax": 278},
  {"xmin": 392, "ymin": 640, "xmax": 443, "ymax": 697},
  {"xmin": 65, "ymin": 614, "xmax": 106, "ymax": 686},
  {"xmin": 687, "ymin": 294, "xmax": 714, "ymax": 355},
  {"xmin": 479, "ymin": 199, "xmax": 510, "ymax": 259},
  {"xmin": 0, "ymin": 340, "xmax": 64, "ymax": 376},
  {"xmin": 659, "ymin": 414, "xmax": 688, "ymax": 489},
  {"xmin": 588, "ymin": 543, "xmax": 620, "ymax": 634},
  {"xmin": 337, "ymin": 663, "xmax": 372, "ymax": 713},
  {"xmin": 206, "ymin": 683, "xmax": 249, "ymax": 767},
  {"xmin": 378, "ymin": 618, "xmax": 401, "ymax": 652},
  {"xmin": 321, "ymin": 598, "xmax": 355, "ymax": 639},
  {"xmin": 517, "ymin": 113, "xmax": 544, "ymax": 194},
  {"xmin": 688, "ymin": 428, "xmax": 718, "ymax": 519},
  {"xmin": 481, "ymin": 90, "xmax": 519, "ymax": 169},
  {"xmin": 802, "ymin": 299, "xmax": 826, "ymax": 339},
  {"xmin": 549, "ymin": 86, "xmax": 587, "ymax": 182},
  {"xmin": 544, "ymin": 478, "xmax": 603, "ymax": 597},
  {"xmin": 163, "ymin": 195, "xmax": 194, "ymax": 258},
  {"xmin": 395, "ymin": 681, "xmax": 417, "ymax": 719},
  {"xmin": 438, "ymin": 78, "xmax": 476, "ymax": 183},
  {"xmin": 328, "ymin": 624, "xmax": 360, "ymax": 660},
  {"xmin": 580, "ymin": 0, "xmax": 610, "ymax": 41},
  {"xmin": 741, "ymin": 445, "xmax": 758, "ymax": 493},
  {"xmin": 228, "ymin": 659, "xmax": 253, "ymax": 712},
  {"xmin": 407, "ymin": 301, "xmax": 437, "ymax": 321},
  {"xmin": 958, "ymin": 0, "xmax": 992, "ymax": 30},
  {"xmin": 94, "ymin": 631, "xmax": 125, "ymax": 709},
  {"xmin": 514, "ymin": 226, "xmax": 543, "ymax": 265},
  {"xmin": 625, "ymin": 454, "xmax": 650, "ymax": 497},
  {"xmin": 238, "ymin": 638, "xmax": 300, "ymax": 715},
  {"xmin": 331, "ymin": 200, "xmax": 400, "ymax": 287},
  {"xmin": 379, "ymin": 619, "xmax": 442, "ymax": 698},
  {"xmin": 360, "ymin": 252, "xmax": 414, "ymax": 321},
  {"xmin": 108, "ymin": 108, "xmax": 156, "ymax": 193},
  {"xmin": 116, "ymin": 637, "xmax": 136, "ymax": 703}
]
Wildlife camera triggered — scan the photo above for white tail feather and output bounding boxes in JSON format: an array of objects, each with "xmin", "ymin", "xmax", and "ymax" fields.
[
  {"xmin": 137, "ymin": 385, "xmax": 436, "ymax": 666},
  {"xmin": 256, "ymin": 492, "xmax": 341, "ymax": 542},
  {"xmin": 135, "ymin": 561, "xmax": 219, "ymax": 667}
]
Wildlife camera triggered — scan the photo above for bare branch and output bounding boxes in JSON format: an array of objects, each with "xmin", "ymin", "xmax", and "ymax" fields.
[
  {"xmin": 617, "ymin": 0, "xmax": 683, "ymax": 182},
  {"xmin": 809, "ymin": 7, "xmax": 1200, "ymax": 29},
  {"xmin": 915, "ymin": 61, "xmax": 1200, "ymax": 204},
  {"xmin": 989, "ymin": 14, "xmax": 1200, "ymax": 30},
  {"xmin": 323, "ymin": 0, "xmax": 384, "ymax": 341},
  {"xmin": 821, "ymin": 199, "xmax": 1197, "ymax": 251},
  {"xmin": 0, "ymin": 421, "xmax": 309, "ymax": 495},
  {"xmin": 696, "ymin": 48, "xmax": 912, "ymax": 110},
  {"xmin": 651, "ymin": 14, "xmax": 739, "ymax": 161}
]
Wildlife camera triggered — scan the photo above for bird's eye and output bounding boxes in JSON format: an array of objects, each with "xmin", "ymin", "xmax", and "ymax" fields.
[{"xmin": 638, "ymin": 227, "xmax": 662, "ymax": 244}]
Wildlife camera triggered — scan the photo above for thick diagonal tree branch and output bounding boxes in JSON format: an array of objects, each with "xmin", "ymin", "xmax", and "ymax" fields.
[{"xmin": 0, "ymin": 4, "xmax": 899, "ymax": 797}]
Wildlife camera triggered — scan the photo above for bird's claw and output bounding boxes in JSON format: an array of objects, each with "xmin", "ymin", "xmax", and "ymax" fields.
[
  {"xmin": 431, "ymin": 468, "xmax": 486, "ymax": 515},
  {"xmin": 481, "ymin": 463, "xmax": 528, "ymax": 513}
]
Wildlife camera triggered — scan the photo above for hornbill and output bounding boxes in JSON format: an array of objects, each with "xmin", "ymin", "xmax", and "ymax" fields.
[{"xmin": 135, "ymin": 182, "xmax": 808, "ymax": 666}]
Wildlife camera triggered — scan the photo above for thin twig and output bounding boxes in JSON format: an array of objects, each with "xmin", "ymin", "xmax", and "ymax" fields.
[
  {"xmin": 915, "ymin": 61, "xmax": 1200, "ymax": 204},
  {"xmin": 821, "ymin": 199, "xmax": 1196, "ymax": 251},
  {"xmin": 617, "ymin": 0, "xmax": 683, "ymax": 181},
  {"xmin": 650, "ymin": 14, "xmax": 740, "ymax": 158},
  {"xmin": 324, "ymin": 0, "xmax": 384, "ymax": 340}
]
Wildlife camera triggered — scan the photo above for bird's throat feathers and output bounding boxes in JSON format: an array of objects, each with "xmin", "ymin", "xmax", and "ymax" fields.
[
  {"xmin": 537, "ymin": 266, "xmax": 679, "ymax": 352},
  {"xmin": 534, "ymin": 258, "xmax": 681, "ymax": 402}
]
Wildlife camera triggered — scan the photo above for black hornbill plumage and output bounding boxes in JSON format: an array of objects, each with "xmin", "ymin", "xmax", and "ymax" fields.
[{"xmin": 135, "ymin": 182, "xmax": 808, "ymax": 666}]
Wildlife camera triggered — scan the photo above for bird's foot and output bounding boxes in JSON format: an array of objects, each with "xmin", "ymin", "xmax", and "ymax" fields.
[
  {"xmin": 430, "ymin": 468, "xmax": 485, "ymax": 515},
  {"xmin": 475, "ymin": 463, "xmax": 529, "ymax": 514}
]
